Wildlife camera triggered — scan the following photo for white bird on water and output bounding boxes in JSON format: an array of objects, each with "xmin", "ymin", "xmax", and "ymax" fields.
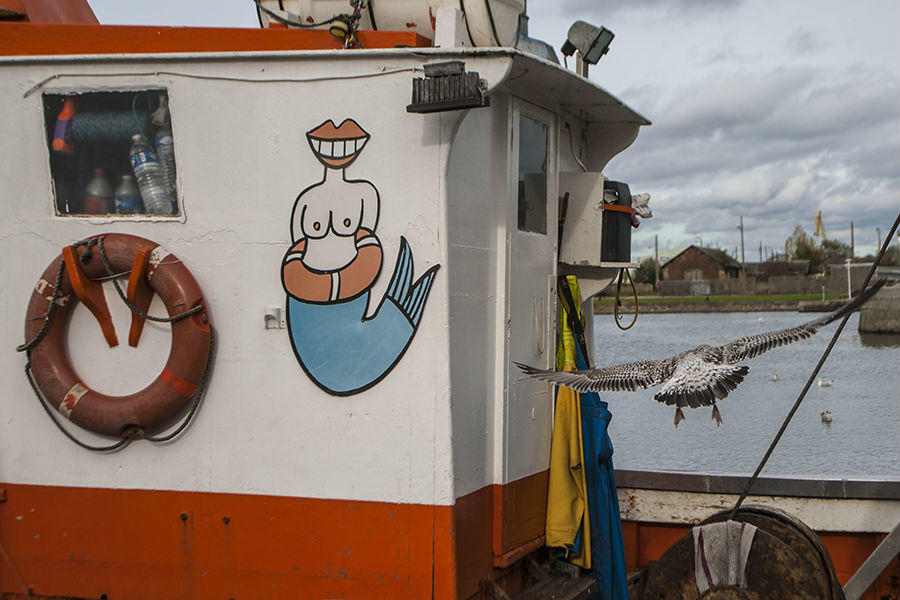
[
  {"xmin": 772, "ymin": 372, "xmax": 779, "ymax": 382},
  {"xmin": 821, "ymin": 410, "xmax": 833, "ymax": 423},
  {"xmin": 516, "ymin": 280, "xmax": 885, "ymax": 428},
  {"xmin": 817, "ymin": 378, "xmax": 833, "ymax": 387}
]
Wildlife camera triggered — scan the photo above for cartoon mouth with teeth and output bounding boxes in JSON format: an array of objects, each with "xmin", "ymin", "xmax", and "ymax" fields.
[{"xmin": 306, "ymin": 118, "xmax": 370, "ymax": 169}]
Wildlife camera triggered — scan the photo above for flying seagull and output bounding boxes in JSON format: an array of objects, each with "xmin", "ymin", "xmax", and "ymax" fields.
[{"xmin": 516, "ymin": 280, "xmax": 886, "ymax": 427}]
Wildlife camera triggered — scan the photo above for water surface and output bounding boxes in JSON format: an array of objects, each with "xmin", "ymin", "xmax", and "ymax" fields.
[{"xmin": 594, "ymin": 311, "xmax": 900, "ymax": 479}]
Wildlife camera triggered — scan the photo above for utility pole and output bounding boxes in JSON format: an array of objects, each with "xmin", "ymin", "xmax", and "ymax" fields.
[
  {"xmin": 850, "ymin": 221, "xmax": 855, "ymax": 258},
  {"xmin": 739, "ymin": 216, "xmax": 746, "ymax": 293},
  {"xmin": 654, "ymin": 234, "xmax": 659, "ymax": 287},
  {"xmin": 845, "ymin": 258, "xmax": 852, "ymax": 298},
  {"xmin": 877, "ymin": 227, "xmax": 882, "ymax": 251},
  {"xmin": 759, "ymin": 241, "xmax": 762, "ymax": 262}
]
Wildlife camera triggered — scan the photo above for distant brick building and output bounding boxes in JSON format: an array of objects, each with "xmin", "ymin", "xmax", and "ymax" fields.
[
  {"xmin": 661, "ymin": 245, "xmax": 742, "ymax": 280},
  {"xmin": 744, "ymin": 260, "xmax": 810, "ymax": 280}
]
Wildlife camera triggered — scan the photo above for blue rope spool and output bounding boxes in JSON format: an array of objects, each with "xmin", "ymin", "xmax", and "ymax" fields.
[{"xmin": 71, "ymin": 111, "xmax": 151, "ymax": 144}]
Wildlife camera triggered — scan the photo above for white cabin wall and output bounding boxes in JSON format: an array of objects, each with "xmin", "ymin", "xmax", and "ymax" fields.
[
  {"xmin": 445, "ymin": 101, "xmax": 508, "ymax": 499},
  {"xmin": 0, "ymin": 55, "xmax": 454, "ymax": 506},
  {"xmin": 557, "ymin": 115, "xmax": 602, "ymax": 341}
]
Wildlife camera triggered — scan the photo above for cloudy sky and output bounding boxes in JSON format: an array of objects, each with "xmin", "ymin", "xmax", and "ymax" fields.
[{"xmin": 88, "ymin": 0, "xmax": 900, "ymax": 259}]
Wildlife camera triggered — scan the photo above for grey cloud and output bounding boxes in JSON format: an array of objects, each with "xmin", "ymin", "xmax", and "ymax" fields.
[
  {"xmin": 844, "ymin": 137, "xmax": 900, "ymax": 179},
  {"xmin": 557, "ymin": 0, "xmax": 743, "ymax": 19},
  {"xmin": 760, "ymin": 76, "xmax": 900, "ymax": 141},
  {"xmin": 784, "ymin": 29, "xmax": 823, "ymax": 56},
  {"xmin": 610, "ymin": 65, "xmax": 899, "ymax": 190}
]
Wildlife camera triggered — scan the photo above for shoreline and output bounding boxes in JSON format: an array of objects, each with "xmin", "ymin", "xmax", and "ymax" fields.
[{"xmin": 594, "ymin": 298, "xmax": 846, "ymax": 314}]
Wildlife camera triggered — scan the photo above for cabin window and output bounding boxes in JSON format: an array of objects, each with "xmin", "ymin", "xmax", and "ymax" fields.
[
  {"xmin": 517, "ymin": 114, "xmax": 548, "ymax": 234},
  {"xmin": 42, "ymin": 90, "xmax": 180, "ymax": 218}
]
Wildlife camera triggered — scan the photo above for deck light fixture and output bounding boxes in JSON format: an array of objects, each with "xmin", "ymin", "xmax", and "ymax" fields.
[
  {"xmin": 406, "ymin": 61, "xmax": 490, "ymax": 114},
  {"xmin": 561, "ymin": 21, "xmax": 614, "ymax": 65}
]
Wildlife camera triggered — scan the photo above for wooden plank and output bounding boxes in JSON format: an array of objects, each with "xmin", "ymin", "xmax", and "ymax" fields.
[
  {"xmin": 843, "ymin": 520, "xmax": 900, "ymax": 600},
  {"xmin": 514, "ymin": 576, "xmax": 596, "ymax": 600}
]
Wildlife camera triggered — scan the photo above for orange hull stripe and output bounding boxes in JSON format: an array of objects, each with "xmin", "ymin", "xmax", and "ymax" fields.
[
  {"xmin": 6, "ymin": 478, "xmax": 894, "ymax": 598},
  {"xmin": 0, "ymin": 23, "xmax": 431, "ymax": 56},
  {"xmin": 0, "ymin": 474, "xmax": 549, "ymax": 600},
  {"xmin": 0, "ymin": 482, "xmax": 457, "ymax": 599}
]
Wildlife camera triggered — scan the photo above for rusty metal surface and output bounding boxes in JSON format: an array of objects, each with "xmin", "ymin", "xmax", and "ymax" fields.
[
  {"xmin": 702, "ymin": 505, "xmax": 844, "ymax": 600},
  {"xmin": 0, "ymin": 593, "xmax": 106, "ymax": 600},
  {"xmin": 634, "ymin": 506, "xmax": 847, "ymax": 599},
  {"xmin": 640, "ymin": 527, "xmax": 824, "ymax": 599}
]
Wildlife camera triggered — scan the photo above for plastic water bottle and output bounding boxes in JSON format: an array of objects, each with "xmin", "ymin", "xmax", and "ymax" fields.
[
  {"xmin": 129, "ymin": 134, "xmax": 173, "ymax": 215},
  {"xmin": 154, "ymin": 129, "xmax": 177, "ymax": 197},
  {"xmin": 115, "ymin": 174, "xmax": 144, "ymax": 214},
  {"xmin": 83, "ymin": 168, "xmax": 114, "ymax": 214}
]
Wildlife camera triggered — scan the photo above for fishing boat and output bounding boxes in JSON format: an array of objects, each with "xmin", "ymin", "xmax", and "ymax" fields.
[{"xmin": 1, "ymin": 1, "xmax": 898, "ymax": 598}]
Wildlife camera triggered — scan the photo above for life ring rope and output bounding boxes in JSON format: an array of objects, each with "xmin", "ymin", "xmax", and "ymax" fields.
[
  {"xmin": 95, "ymin": 236, "xmax": 204, "ymax": 324},
  {"xmin": 22, "ymin": 326, "xmax": 216, "ymax": 452},
  {"xmin": 17, "ymin": 235, "xmax": 203, "ymax": 354},
  {"xmin": 18, "ymin": 233, "xmax": 214, "ymax": 445}
]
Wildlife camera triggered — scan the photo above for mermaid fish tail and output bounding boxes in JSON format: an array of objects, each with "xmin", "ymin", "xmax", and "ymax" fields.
[
  {"xmin": 384, "ymin": 237, "xmax": 439, "ymax": 328},
  {"xmin": 286, "ymin": 236, "xmax": 440, "ymax": 395}
]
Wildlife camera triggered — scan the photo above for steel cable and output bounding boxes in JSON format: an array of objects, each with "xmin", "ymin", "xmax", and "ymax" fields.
[{"xmin": 729, "ymin": 210, "xmax": 900, "ymax": 519}]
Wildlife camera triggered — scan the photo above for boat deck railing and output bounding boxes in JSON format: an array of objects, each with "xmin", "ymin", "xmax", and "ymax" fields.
[{"xmin": 615, "ymin": 469, "xmax": 900, "ymax": 500}]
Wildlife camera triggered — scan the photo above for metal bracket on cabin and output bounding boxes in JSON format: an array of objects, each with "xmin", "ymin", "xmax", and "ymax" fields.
[
  {"xmin": 62, "ymin": 245, "xmax": 118, "ymax": 347},
  {"xmin": 126, "ymin": 245, "xmax": 153, "ymax": 347},
  {"xmin": 406, "ymin": 60, "xmax": 490, "ymax": 114}
]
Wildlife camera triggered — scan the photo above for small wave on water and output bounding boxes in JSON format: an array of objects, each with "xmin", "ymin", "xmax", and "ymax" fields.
[{"xmin": 594, "ymin": 311, "xmax": 900, "ymax": 479}]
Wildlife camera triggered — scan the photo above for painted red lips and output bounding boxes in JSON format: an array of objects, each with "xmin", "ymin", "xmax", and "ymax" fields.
[{"xmin": 306, "ymin": 119, "xmax": 370, "ymax": 169}]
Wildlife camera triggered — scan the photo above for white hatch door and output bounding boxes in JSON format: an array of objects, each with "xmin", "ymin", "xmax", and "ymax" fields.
[{"xmin": 503, "ymin": 100, "xmax": 557, "ymax": 485}]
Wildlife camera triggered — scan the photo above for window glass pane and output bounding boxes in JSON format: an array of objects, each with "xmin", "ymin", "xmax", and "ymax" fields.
[
  {"xmin": 517, "ymin": 115, "xmax": 548, "ymax": 234},
  {"xmin": 43, "ymin": 90, "xmax": 179, "ymax": 217}
]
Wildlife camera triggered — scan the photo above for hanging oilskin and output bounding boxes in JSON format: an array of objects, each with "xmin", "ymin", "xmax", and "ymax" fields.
[{"xmin": 281, "ymin": 119, "xmax": 440, "ymax": 396}]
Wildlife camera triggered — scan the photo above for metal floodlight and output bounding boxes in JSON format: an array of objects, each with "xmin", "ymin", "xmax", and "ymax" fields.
[{"xmin": 560, "ymin": 21, "xmax": 614, "ymax": 64}]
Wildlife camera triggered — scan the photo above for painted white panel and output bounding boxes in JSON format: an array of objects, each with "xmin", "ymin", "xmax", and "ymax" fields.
[
  {"xmin": 558, "ymin": 171, "xmax": 606, "ymax": 267},
  {"xmin": 0, "ymin": 54, "xmax": 454, "ymax": 505},
  {"xmin": 446, "ymin": 105, "xmax": 505, "ymax": 498}
]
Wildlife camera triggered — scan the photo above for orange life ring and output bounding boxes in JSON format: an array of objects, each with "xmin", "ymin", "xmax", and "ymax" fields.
[
  {"xmin": 281, "ymin": 227, "xmax": 383, "ymax": 303},
  {"xmin": 23, "ymin": 233, "xmax": 212, "ymax": 438}
]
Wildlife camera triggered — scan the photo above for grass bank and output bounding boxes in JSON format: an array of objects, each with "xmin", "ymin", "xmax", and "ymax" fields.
[
  {"xmin": 598, "ymin": 293, "xmax": 846, "ymax": 305},
  {"xmin": 595, "ymin": 293, "xmax": 848, "ymax": 313}
]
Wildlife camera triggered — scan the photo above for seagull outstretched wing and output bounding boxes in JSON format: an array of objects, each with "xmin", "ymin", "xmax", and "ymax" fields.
[
  {"xmin": 717, "ymin": 279, "xmax": 886, "ymax": 363},
  {"xmin": 516, "ymin": 279, "xmax": 887, "ymax": 426},
  {"xmin": 515, "ymin": 358, "xmax": 672, "ymax": 394}
]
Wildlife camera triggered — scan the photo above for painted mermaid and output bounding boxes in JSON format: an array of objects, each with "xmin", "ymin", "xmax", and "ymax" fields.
[{"xmin": 281, "ymin": 119, "xmax": 439, "ymax": 395}]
